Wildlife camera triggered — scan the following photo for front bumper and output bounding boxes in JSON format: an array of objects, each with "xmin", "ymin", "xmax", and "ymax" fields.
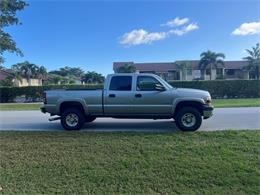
[
  {"xmin": 40, "ymin": 106, "xmax": 46, "ymax": 113},
  {"xmin": 202, "ymin": 104, "xmax": 214, "ymax": 119}
]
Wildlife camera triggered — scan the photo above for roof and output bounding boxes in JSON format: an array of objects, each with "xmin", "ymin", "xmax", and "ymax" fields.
[
  {"xmin": 113, "ymin": 60, "xmax": 249, "ymax": 72},
  {"xmin": 0, "ymin": 69, "xmax": 13, "ymax": 80}
]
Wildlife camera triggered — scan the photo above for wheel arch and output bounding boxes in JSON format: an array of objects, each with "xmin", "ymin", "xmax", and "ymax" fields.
[
  {"xmin": 58, "ymin": 100, "xmax": 87, "ymax": 115},
  {"xmin": 173, "ymin": 99, "xmax": 204, "ymax": 118}
]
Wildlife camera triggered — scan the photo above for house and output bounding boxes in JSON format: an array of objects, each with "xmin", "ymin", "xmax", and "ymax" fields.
[
  {"xmin": 0, "ymin": 69, "xmax": 43, "ymax": 87},
  {"xmin": 113, "ymin": 60, "xmax": 250, "ymax": 81}
]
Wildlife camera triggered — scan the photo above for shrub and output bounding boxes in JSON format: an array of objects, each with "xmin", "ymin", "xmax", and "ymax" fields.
[
  {"xmin": 0, "ymin": 80, "xmax": 259, "ymax": 103},
  {"xmin": 168, "ymin": 80, "xmax": 260, "ymax": 99}
]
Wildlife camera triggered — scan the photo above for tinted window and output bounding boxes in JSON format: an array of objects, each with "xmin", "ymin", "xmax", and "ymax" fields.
[
  {"xmin": 137, "ymin": 76, "xmax": 161, "ymax": 91},
  {"xmin": 109, "ymin": 76, "xmax": 132, "ymax": 91}
]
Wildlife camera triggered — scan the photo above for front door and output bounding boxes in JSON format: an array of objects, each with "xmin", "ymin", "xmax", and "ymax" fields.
[{"xmin": 131, "ymin": 75, "xmax": 173, "ymax": 116}]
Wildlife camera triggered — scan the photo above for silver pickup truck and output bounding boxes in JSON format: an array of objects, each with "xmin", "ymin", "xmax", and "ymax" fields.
[{"xmin": 41, "ymin": 73, "xmax": 213, "ymax": 131}]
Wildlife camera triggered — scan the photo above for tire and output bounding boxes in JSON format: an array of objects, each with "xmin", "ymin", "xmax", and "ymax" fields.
[
  {"xmin": 85, "ymin": 116, "xmax": 96, "ymax": 123},
  {"xmin": 61, "ymin": 108, "xmax": 85, "ymax": 130},
  {"xmin": 175, "ymin": 106, "xmax": 202, "ymax": 131}
]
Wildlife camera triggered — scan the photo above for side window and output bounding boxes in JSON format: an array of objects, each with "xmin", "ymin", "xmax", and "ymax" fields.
[
  {"xmin": 109, "ymin": 76, "xmax": 132, "ymax": 91},
  {"xmin": 137, "ymin": 76, "xmax": 161, "ymax": 91}
]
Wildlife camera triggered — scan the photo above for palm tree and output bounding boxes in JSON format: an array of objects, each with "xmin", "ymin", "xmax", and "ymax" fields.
[
  {"xmin": 175, "ymin": 61, "xmax": 192, "ymax": 81},
  {"xmin": 199, "ymin": 51, "xmax": 225, "ymax": 80},
  {"xmin": 243, "ymin": 43, "xmax": 260, "ymax": 80},
  {"xmin": 81, "ymin": 71, "xmax": 104, "ymax": 84},
  {"xmin": 115, "ymin": 64, "xmax": 136, "ymax": 73},
  {"xmin": 36, "ymin": 66, "xmax": 47, "ymax": 80},
  {"xmin": 12, "ymin": 61, "xmax": 41, "ymax": 85}
]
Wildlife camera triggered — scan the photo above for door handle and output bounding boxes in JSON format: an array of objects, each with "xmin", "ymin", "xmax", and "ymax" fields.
[
  {"xmin": 135, "ymin": 94, "xmax": 142, "ymax": 98},
  {"xmin": 109, "ymin": 94, "xmax": 116, "ymax": 98}
]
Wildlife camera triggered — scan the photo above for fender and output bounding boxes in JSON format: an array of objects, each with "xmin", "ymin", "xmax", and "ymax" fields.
[
  {"xmin": 172, "ymin": 97, "xmax": 205, "ymax": 115},
  {"xmin": 57, "ymin": 98, "xmax": 89, "ymax": 115}
]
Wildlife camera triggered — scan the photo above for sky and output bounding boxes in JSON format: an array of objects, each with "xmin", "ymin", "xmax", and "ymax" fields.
[{"xmin": 3, "ymin": 0, "xmax": 260, "ymax": 75}]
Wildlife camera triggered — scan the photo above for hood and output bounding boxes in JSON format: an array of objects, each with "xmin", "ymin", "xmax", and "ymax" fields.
[{"xmin": 174, "ymin": 88, "xmax": 211, "ymax": 99}]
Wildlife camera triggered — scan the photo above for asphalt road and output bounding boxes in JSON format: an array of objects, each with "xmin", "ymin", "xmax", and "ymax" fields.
[{"xmin": 0, "ymin": 107, "xmax": 259, "ymax": 132}]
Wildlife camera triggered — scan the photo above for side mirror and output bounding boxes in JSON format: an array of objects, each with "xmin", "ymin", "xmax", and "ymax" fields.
[{"xmin": 155, "ymin": 83, "xmax": 166, "ymax": 91}]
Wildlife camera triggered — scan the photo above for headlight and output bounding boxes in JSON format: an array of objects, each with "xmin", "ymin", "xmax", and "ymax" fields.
[{"xmin": 204, "ymin": 96, "xmax": 212, "ymax": 104}]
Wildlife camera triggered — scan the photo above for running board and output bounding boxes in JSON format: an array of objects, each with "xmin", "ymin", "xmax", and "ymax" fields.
[{"xmin": 49, "ymin": 117, "xmax": 61, "ymax": 121}]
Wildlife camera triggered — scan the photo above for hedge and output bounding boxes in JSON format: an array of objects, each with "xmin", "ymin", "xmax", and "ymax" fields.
[{"xmin": 0, "ymin": 80, "xmax": 259, "ymax": 103}]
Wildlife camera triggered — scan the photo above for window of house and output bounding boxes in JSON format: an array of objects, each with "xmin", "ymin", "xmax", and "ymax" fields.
[
  {"xmin": 225, "ymin": 69, "xmax": 235, "ymax": 75},
  {"xmin": 109, "ymin": 76, "xmax": 132, "ymax": 91},
  {"xmin": 216, "ymin": 68, "xmax": 223, "ymax": 75},
  {"xmin": 137, "ymin": 76, "xmax": 161, "ymax": 91},
  {"xmin": 206, "ymin": 69, "xmax": 211, "ymax": 75},
  {"xmin": 187, "ymin": 69, "xmax": 192, "ymax": 75}
]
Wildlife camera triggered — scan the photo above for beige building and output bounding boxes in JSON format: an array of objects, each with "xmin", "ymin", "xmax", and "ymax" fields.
[
  {"xmin": 113, "ymin": 60, "xmax": 250, "ymax": 81},
  {"xmin": 0, "ymin": 69, "xmax": 43, "ymax": 87}
]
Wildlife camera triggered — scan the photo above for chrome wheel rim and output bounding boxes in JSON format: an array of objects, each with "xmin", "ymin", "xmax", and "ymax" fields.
[
  {"xmin": 65, "ymin": 113, "xmax": 79, "ymax": 127},
  {"xmin": 181, "ymin": 113, "xmax": 196, "ymax": 127}
]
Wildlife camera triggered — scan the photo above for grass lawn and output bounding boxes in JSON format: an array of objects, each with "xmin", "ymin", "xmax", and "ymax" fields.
[
  {"xmin": 213, "ymin": 98, "xmax": 260, "ymax": 108},
  {"xmin": 0, "ymin": 103, "xmax": 42, "ymax": 111},
  {"xmin": 0, "ymin": 130, "xmax": 259, "ymax": 194}
]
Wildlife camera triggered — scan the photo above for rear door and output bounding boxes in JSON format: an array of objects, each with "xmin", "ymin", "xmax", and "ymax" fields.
[{"xmin": 103, "ymin": 75, "xmax": 134, "ymax": 115}]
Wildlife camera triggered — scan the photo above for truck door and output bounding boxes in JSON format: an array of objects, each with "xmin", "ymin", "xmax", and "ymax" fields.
[
  {"xmin": 103, "ymin": 75, "xmax": 134, "ymax": 115},
  {"xmin": 131, "ymin": 75, "xmax": 173, "ymax": 116}
]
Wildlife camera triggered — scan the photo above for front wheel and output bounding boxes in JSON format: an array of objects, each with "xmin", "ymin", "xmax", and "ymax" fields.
[
  {"xmin": 175, "ymin": 107, "xmax": 202, "ymax": 131},
  {"xmin": 61, "ymin": 108, "xmax": 85, "ymax": 130}
]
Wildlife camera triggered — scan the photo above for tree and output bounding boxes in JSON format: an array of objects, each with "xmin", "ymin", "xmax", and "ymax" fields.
[
  {"xmin": 49, "ymin": 66, "xmax": 84, "ymax": 78},
  {"xmin": 199, "ymin": 50, "xmax": 225, "ymax": 80},
  {"xmin": 115, "ymin": 64, "xmax": 136, "ymax": 73},
  {"xmin": 175, "ymin": 61, "xmax": 192, "ymax": 81},
  {"xmin": 0, "ymin": 0, "xmax": 27, "ymax": 64},
  {"xmin": 11, "ymin": 61, "xmax": 47, "ymax": 85},
  {"xmin": 81, "ymin": 71, "xmax": 104, "ymax": 84},
  {"xmin": 0, "ymin": 75, "xmax": 14, "ymax": 86},
  {"xmin": 243, "ymin": 43, "xmax": 260, "ymax": 80}
]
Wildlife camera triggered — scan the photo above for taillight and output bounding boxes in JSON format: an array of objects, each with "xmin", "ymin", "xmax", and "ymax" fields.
[{"xmin": 43, "ymin": 92, "xmax": 47, "ymax": 104}]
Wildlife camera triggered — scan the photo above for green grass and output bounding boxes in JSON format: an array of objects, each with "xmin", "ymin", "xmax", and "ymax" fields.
[
  {"xmin": 213, "ymin": 98, "xmax": 260, "ymax": 108},
  {"xmin": 0, "ymin": 103, "xmax": 42, "ymax": 111},
  {"xmin": 0, "ymin": 131, "xmax": 259, "ymax": 194},
  {"xmin": 0, "ymin": 98, "xmax": 259, "ymax": 111}
]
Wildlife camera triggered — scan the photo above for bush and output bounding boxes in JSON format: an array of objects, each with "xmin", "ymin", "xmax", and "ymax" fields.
[
  {"xmin": 168, "ymin": 80, "xmax": 260, "ymax": 99},
  {"xmin": 0, "ymin": 84, "xmax": 103, "ymax": 103},
  {"xmin": 0, "ymin": 80, "xmax": 259, "ymax": 103}
]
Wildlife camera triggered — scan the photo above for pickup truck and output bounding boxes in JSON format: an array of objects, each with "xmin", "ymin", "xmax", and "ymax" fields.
[{"xmin": 41, "ymin": 73, "xmax": 213, "ymax": 131}]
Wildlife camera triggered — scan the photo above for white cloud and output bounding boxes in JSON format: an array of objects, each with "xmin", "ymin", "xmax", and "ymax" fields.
[
  {"xmin": 161, "ymin": 17, "xmax": 189, "ymax": 27},
  {"xmin": 232, "ymin": 22, "xmax": 260, "ymax": 35},
  {"xmin": 119, "ymin": 29, "xmax": 167, "ymax": 46},
  {"xmin": 169, "ymin": 23, "xmax": 199, "ymax": 36}
]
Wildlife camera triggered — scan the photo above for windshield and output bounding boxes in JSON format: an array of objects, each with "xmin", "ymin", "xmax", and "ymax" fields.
[{"xmin": 154, "ymin": 75, "xmax": 174, "ymax": 89}]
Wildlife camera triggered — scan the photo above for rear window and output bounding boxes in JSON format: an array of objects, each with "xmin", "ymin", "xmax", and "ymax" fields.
[{"xmin": 109, "ymin": 76, "xmax": 132, "ymax": 91}]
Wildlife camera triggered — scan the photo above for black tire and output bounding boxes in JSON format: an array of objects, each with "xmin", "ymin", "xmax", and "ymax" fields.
[
  {"xmin": 175, "ymin": 106, "xmax": 202, "ymax": 131},
  {"xmin": 85, "ymin": 116, "xmax": 96, "ymax": 123},
  {"xmin": 61, "ymin": 108, "xmax": 85, "ymax": 130}
]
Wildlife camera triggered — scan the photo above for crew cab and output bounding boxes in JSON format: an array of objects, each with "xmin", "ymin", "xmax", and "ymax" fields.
[{"xmin": 41, "ymin": 73, "xmax": 213, "ymax": 131}]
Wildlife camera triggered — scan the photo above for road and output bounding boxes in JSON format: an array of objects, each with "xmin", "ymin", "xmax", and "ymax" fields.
[{"xmin": 0, "ymin": 107, "xmax": 259, "ymax": 132}]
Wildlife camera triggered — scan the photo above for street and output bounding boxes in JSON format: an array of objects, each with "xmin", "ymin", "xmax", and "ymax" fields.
[{"xmin": 0, "ymin": 107, "xmax": 259, "ymax": 132}]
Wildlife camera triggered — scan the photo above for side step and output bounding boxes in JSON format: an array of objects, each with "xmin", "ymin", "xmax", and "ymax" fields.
[{"xmin": 49, "ymin": 117, "xmax": 61, "ymax": 121}]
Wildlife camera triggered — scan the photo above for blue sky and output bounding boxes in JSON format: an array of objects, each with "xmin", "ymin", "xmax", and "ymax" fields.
[{"xmin": 3, "ymin": 0, "xmax": 260, "ymax": 75}]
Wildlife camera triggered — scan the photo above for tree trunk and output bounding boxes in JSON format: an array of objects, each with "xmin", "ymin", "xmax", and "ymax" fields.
[
  {"xmin": 210, "ymin": 64, "xmax": 212, "ymax": 80},
  {"xmin": 201, "ymin": 69, "xmax": 205, "ymax": 80}
]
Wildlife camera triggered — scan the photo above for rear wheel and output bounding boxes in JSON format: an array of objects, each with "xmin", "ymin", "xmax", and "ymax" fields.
[
  {"xmin": 175, "ymin": 107, "xmax": 202, "ymax": 131},
  {"xmin": 61, "ymin": 108, "xmax": 85, "ymax": 130}
]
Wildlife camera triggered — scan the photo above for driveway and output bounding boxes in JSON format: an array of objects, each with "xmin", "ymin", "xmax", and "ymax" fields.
[{"xmin": 0, "ymin": 107, "xmax": 259, "ymax": 132}]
